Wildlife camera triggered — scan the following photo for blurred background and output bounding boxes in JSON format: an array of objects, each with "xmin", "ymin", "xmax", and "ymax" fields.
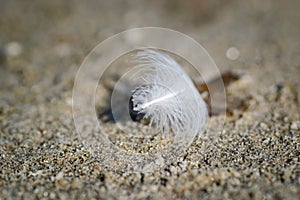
[
  {"xmin": 1, "ymin": 0, "xmax": 299, "ymax": 118},
  {"xmin": 1, "ymin": 0, "xmax": 299, "ymax": 89}
]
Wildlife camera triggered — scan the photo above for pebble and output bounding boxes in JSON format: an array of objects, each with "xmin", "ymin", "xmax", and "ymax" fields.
[
  {"xmin": 290, "ymin": 122, "xmax": 298, "ymax": 130},
  {"xmin": 5, "ymin": 41, "xmax": 23, "ymax": 57},
  {"xmin": 260, "ymin": 122, "xmax": 268, "ymax": 129},
  {"xmin": 226, "ymin": 47, "xmax": 240, "ymax": 60},
  {"xmin": 55, "ymin": 171, "xmax": 64, "ymax": 180}
]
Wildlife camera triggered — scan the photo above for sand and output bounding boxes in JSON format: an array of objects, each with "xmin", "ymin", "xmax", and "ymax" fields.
[{"xmin": 0, "ymin": 0, "xmax": 299, "ymax": 199}]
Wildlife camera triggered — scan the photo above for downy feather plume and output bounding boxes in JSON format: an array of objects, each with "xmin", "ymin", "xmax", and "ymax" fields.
[{"xmin": 130, "ymin": 49, "xmax": 208, "ymax": 140}]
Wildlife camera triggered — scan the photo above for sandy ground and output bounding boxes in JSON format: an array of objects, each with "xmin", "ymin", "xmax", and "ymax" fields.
[{"xmin": 0, "ymin": 0, "xmax": 299, "ymax": 199}]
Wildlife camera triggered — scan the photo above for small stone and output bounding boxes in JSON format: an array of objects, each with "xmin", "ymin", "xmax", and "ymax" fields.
[
  {"xmin": 5, "ymin": 41, "xmax": 23, "ymax": 57},
  {"xmin": 55, "ymin": 171, "xmax": 64, "ymax": 180},
  {"xmin": 49, "ymin": 192, "xmax": 56, "ymax": 199},
  {"xmin": 260, "ymin": 123, "xmax": 268, "ymax": 129},
  {"xmin": 290, "ymin": 122, "xmax": 298, "ymax": 130},
  {"xmin": 226, "ymin": 47, "xmax": 240, "ymax": 60},
  {"xmin": 43, "ymin": 192, "xmax": 49, "ymax": 197}
]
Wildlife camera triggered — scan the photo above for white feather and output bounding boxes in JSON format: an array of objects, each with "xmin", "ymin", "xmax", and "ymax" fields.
[{"xmin": 130, "ymin": 49, "xmax": 208, "ymax": 140}]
